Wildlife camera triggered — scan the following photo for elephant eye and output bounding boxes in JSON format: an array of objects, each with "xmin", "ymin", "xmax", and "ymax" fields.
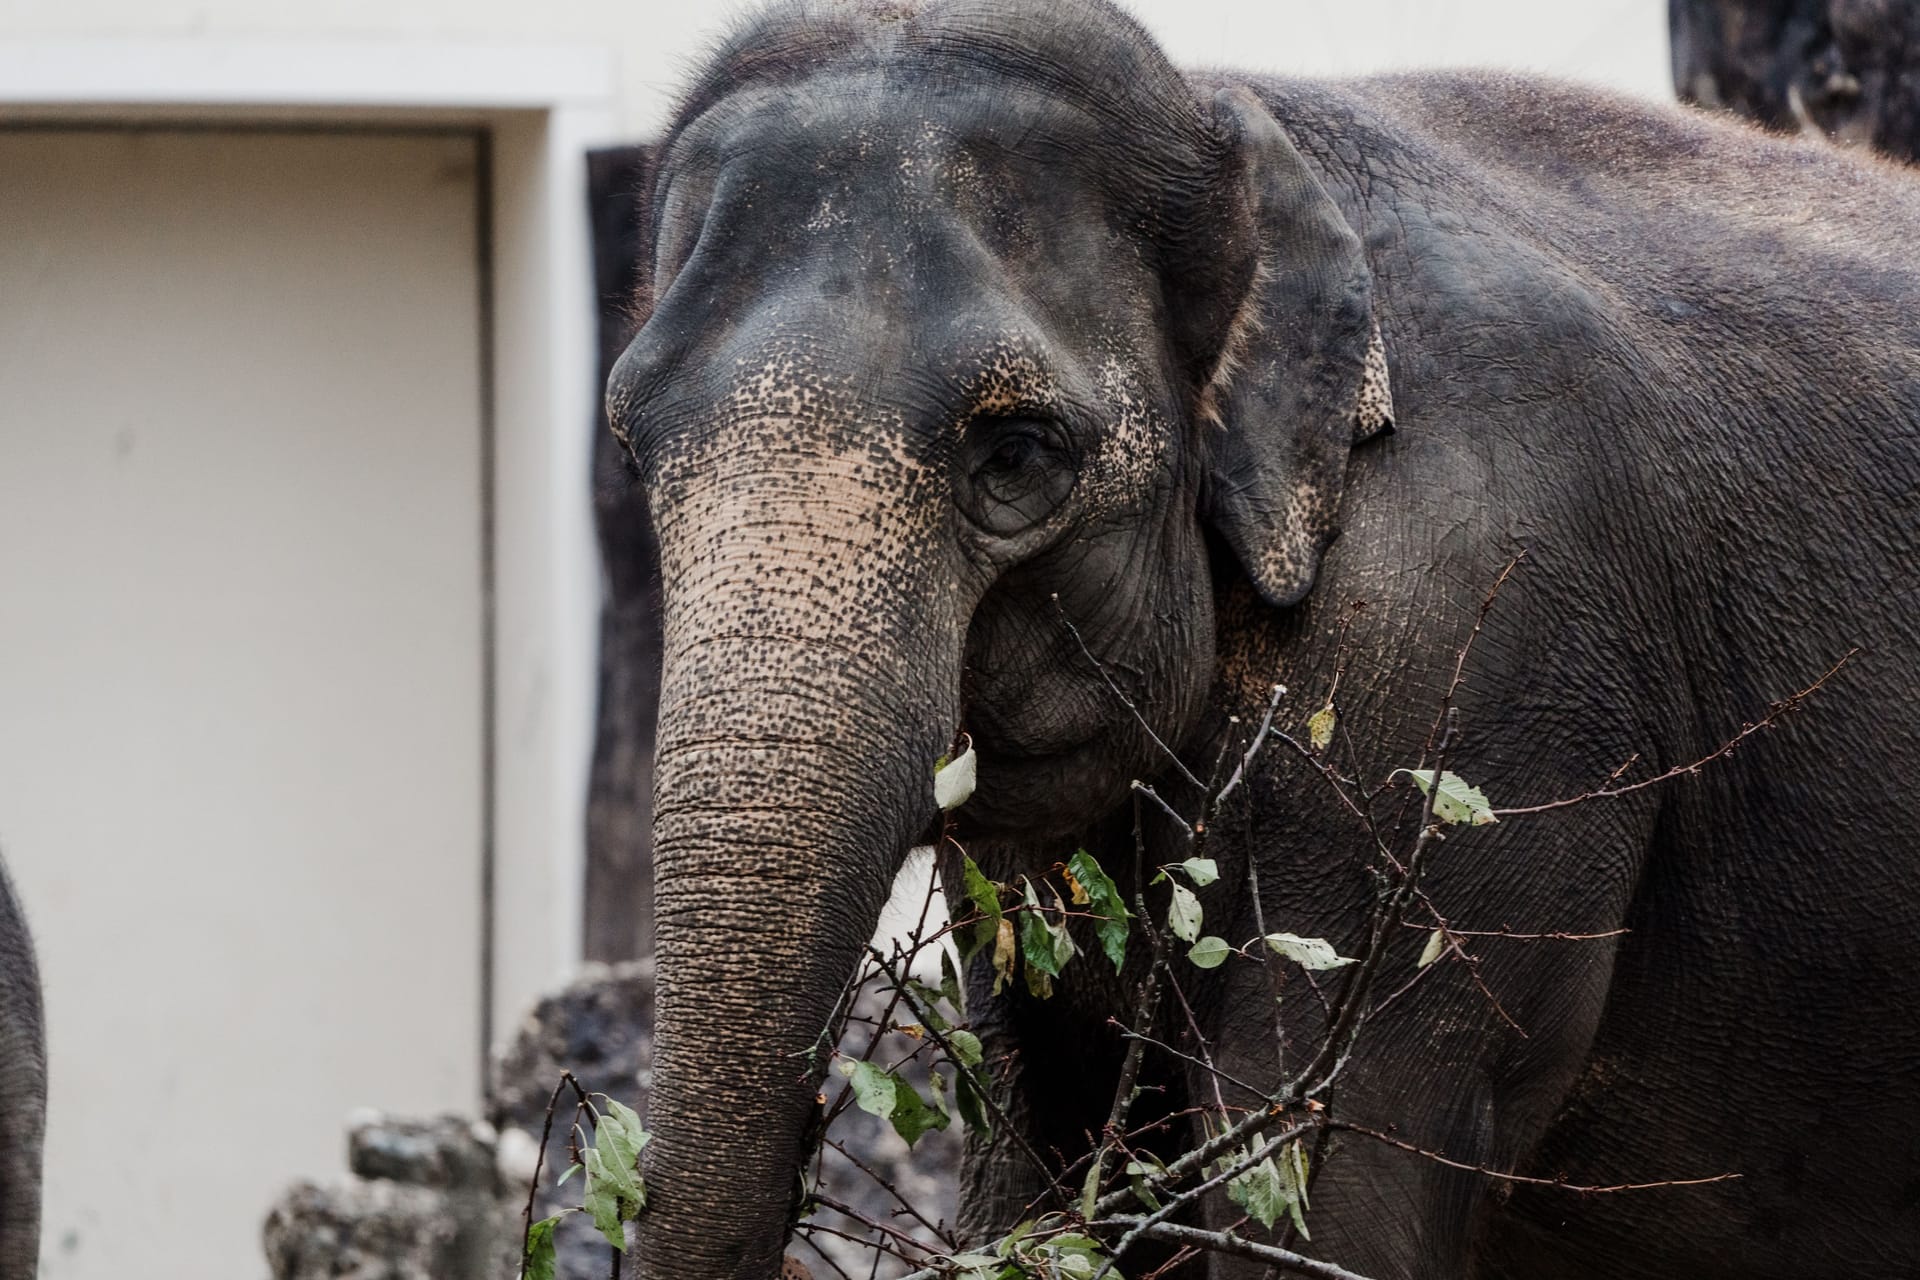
[
  {"xmin": 982, "ymin": 434, "xmax": 1039, "ymax": 475},
  {"xmin": 964, "ymin": 416, "xmax": 1075, "ymax": 537}
]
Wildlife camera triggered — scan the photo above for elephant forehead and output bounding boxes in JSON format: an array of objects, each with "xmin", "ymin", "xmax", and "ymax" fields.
[{"xmin": 675, "ymin": 76, "xmax": 1147, "ymax": 303}]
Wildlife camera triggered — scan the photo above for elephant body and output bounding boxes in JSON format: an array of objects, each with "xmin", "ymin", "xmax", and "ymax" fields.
[
  {"xmin": 0, "ymin": 860, "xmax": 43, "ymax": 1280},
  {"xmin": 610, "ymin": 3, "xmax": 1920, "ymax": 1277}
]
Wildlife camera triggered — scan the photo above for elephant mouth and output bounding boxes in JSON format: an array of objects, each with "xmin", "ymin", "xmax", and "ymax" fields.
[{"xmin": 947, "ymin": 727, "xmax": 1123, "ymax": 838}]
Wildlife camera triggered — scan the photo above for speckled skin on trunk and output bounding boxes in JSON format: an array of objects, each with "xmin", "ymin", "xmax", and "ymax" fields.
[{"xmin": 607, "ymin": 3, "xmax": 1920, "ymax": 1277}]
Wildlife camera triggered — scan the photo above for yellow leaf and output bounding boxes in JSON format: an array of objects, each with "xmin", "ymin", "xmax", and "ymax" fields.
[
  {"xmin": 991, "ymin": 918, "xmax": 1017, "ymax": 996},
  {"xmin": 1307, "ymin": 703, "xmax": 1336, "ymax": 752}
]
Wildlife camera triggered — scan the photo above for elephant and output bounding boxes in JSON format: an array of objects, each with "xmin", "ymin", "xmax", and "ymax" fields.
[
  {"xmin": 604, "ymin": 1, "xmax": 1920, "ymax": 1276},
  {"xmin": 0, "ymin": 859, "xmax": 43, "ymax": 1280}
]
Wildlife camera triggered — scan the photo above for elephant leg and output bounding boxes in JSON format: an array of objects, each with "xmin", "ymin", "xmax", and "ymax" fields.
[
  {"xmin": 959, "ymin": 969, "xmax": 1197, "ymax": 1275},
  {"xmin": 954, "ymin": 970, "xmax": 1081, "ymax": 1244}
]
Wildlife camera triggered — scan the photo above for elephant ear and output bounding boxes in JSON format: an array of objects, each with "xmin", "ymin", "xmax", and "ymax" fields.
[{"xmin": 1199, "ymin": 87, "xmax": 1394, "ymax": 609}]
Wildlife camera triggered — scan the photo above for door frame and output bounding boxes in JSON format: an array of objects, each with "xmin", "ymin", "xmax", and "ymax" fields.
[{"xmin": 0, "ymin": 38, "xmax": 617, "ymax": 1078}]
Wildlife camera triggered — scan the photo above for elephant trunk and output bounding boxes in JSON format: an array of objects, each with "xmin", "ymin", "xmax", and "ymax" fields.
[{"xmin": 632, "ymin": 452, "xmax": 959, "ymax": 1278}]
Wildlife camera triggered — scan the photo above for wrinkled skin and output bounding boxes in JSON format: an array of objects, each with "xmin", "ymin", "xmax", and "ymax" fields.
[
  {"xmin": 608, "ymin": 2, "xmax": 1920, "ymax": 1276},
  {"xmin": 0, "ymin": 859, "xmax": 43, "ymax": 1280}
]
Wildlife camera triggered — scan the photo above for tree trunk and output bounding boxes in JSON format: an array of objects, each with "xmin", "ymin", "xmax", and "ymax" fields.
[
  {"xmin": 584, "ymin": 145, "xmax": 663, "ymax": 963},
  {"xmin": 1671, "ymin": 0, "xmax": 1920, "ymax": 162}
]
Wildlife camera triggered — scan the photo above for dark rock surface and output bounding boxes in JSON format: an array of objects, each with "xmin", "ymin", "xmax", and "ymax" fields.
[{"xmin": 263, "ymin": 960, "xmax": 960, "ymax": 1279}]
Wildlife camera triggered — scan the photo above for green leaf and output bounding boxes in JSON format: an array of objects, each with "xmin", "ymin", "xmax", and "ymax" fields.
[
  {"xmin": 935, "ymin": 744, "xmax": 977, "ymax": 810},
  {"xmin": 997, "ymin": 1220, "xmax": 1036, "ymax": 1259},
  {"xmin": 581, "ymin": 1148, "xmax": 628, "ymax": 1250},
  {"xmin": 1398, "ymin": 768, "xmax": 1498, "ymax": 826},
  {"xmin": 887, "ymin": 1075, "xmax": 949, "ymax": 1148},
  {"xmin": 1228, "ymin": 1155, "xmax": 1288, "ymax": 1231},
  {"xmin": 579, "ymin": 1103, "xmax": 647, "ymax": 1250},
  {"xmin": 1067, "ymin": 850, "xmax": 1131, "ymax": 970},
  {"xmin": 600, "ymin": 1100, "xmax": 650, "ymax": 1178},
  {"xmin": 960, "ymin": 855, "xmax": 1007, "ymax": 965},
  {"xmin": 1264, "ymin": 931, "xmax": 1356, "ymax": 971},
  {"xmin": 1178, "ymin": 857, "xmax": 1219, "ymax": 888},
  {"xmin": 840, "ymin": 1059, "xmax": 948, "ymax": 1147},
  {"xmin": 955, "ymin": 1071, "xmax": 993, "ymax": 1139},
  {"xmin": 554, "ymin": 1161, "xmax": 582, "ymax": 1186},
  {"xmin": 1283, "ymin": 1139, "xmax": 1312, "ymax": 1238},
  {"xmin": 1288, "ymin": 1138, "xmax": 1311, "ymax": 1212},
  {"xmin": 1187, "ymin": 935, "xmax": 1233, "ymax": 969},
  {"xmin": 522, "ymin": 1213, "xmax": 564, "ymax": 1280},
  {"xmin": 1166, "ymin": 882, "xmax": 1203, "ymax": 944},
  {"xmin": 1418, "ymin": 928, "xmax": 1447, "ymax": 969},
  {"xmin": 1307, "ymin": 703, "xmax": 1337, "ymax": 752},
  {"xmin": 1019, "ymin": 879, "xmax": 1067, "ymax": 978},
  {"xmin": 839, "ymin": 1058, "xmax": 897, "ymax": 1119},
  {"xmin": 940, "ymin": 945, "xmax": 967, "ymax": 1017},
  {"xmin": 946, "ymin": 1029, "xmax": 984, "ymax": 1068},
  {"xmin": 907, "ymin": 981, "xmax": 952, "ymax": 1033},
  {"xmin": 964, "ymin": 854, "xmax": 1005, "ymax": 920},
  {"xmin": 1080, "ymin": 1159, "xmax": 1102, "ymax": 1221}
]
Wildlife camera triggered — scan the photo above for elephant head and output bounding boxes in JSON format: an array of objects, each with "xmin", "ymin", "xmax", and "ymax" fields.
[{"xmin": 606, "ymin": 2, "xmax": 1391, "ymax": 1274}]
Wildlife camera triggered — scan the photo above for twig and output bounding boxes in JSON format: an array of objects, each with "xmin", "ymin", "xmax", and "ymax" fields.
[
  {"xmin": 794, "ymin": 1219, "xmax": 924, "ymax": 1265},
  {"xmin": 1244, "ymin": 843, "xmax": 1290, "ymax": 1079},
  {"xmin": 823, "ymin": 1137, "xmax": 956, "ymax": 1249},
  {"xmin": 1390, "ymin": 551, "xmax": 1527, "ymax": 838},
  {"xmin": 1109, "ymin": 1021, "xmax": 1264, "ymax": 1100},
  {"xmin": 810, "ymin": 1193, "xmax": 945, "ymax": 1260},
  {"xmin": 868, "ymin": 945, "xmax": 1058, "ymax": 1194},
  {"xmin": 1327, "ymin": 1121, "xmax": 1741, "ymax": 1194},
  {"xmin": 1398, "ymin": 922, "xmax": 1628, "ymax": 942},
  {"xmin": 1214, "ymin": 683, "xmax": 1287, "ymax": 808},
  {"xmin": 1082, "ymin": 961, "xmax": 1164, "ymax": 1228},
  {"xmin": 1091, "ymin": 1123, "xmax": 1315, "ymax": 1280},
  {"xmin": 1056, "ymin": 595, "xmax": 1203, "ymax": 789},
  {"xmin": 1100, "ymin": 1219, "xmax": 1379, "ymax": 1280},
  {"xmin": 1130, "ymin": 780, "xmax": 1194, "ymax": 839},
  {"xmin": 520, "ymin": 1071, "xmax": 588, "ymax": 1272},
  {"xmin": 796, "ymin": 1229, "xmax": 860, "ymax": 1280},
  {"xmin": 1492, "ymin": 649, "xmax": 1857, "ymax": 816}
]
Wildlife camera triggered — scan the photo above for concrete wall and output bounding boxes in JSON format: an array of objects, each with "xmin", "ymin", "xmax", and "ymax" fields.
[
  {"xmin": 1, "ymin": 0, "xmax": 1673, "ymax": 139},
  {"xmin": 0, "ymin": 127, "xmax": 488, "ymax": 1278}
]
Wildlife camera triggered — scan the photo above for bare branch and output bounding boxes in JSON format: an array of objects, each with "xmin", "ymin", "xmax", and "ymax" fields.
[
  {"xmin": 822, "ymin": 1138, "xmax": 956, "ymax": 1250},
  {"xmin": 1056, "ymin": 594, "xmax": 1204, "ymax": 789},
  {"xmin": 1214, "ymin": 683, "xmax": 1287, "ymax": 808},
  {"xmin": 866, "ymin": 945, "xmax": 1059, "ymax": 1195},
  {"xmin": 1328, "ymin": 1121, "xmax": 1740, "ymax": 1194},
  {"xmin": 1100, "ymin": 1218, "xmax": 1380, "ymax": 1280},
  {"xmin": 1492, "ymin": 649, "xmax": 1855, "ymax": 817}
]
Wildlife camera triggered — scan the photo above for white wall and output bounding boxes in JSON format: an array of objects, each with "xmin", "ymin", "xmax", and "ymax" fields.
[
  {"xmin": 0, "ymin": 127, "xmax": 488, "ymax": 1279},
  {"xmin": 1, "ymin": 0, "xmax": 1672, "ymax": 139}
]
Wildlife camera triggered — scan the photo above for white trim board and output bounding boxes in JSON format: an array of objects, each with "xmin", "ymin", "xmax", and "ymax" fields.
[
  {"xmin": 0, "ymin": 37, "xmax": 617, "ymax": 1076},
  {"xmin": 0, "ymin": 37, "xmax": 612, "ymax": 109}
]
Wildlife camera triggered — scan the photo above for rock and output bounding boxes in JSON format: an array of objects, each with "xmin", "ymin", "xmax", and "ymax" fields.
[
  {"xmin": 263, "ymin": 1179, "xmax": 473, "ymax": 1280},
  {"xmin": 265, "ymin": 957, "xmax": 960, "ymax": 1280},
  {"xmin": 349, "ymin": 1113, "xmax": 499, "ymax": 1191},
  {"xmin": 489, "ymin": 961, "xmax": 654, "ymax": 1280}
]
